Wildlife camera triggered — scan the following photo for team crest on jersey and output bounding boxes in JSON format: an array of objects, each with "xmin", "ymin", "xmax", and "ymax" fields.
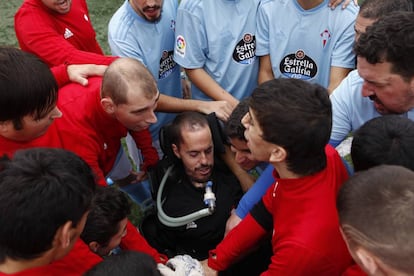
[
  {"xmin": 279, "ymin": 50, "xmax": 317, "ymax": 80},
  {"xmin": 320, "ymin": 29, "xmax": 331, "ymax": 47},
  {"xmin": 232, "ymin": 33, "xmax": 256, "ymax": 65},
  {"xmin": 159, "ymin": 50, "xmax": 176, "ymax": 79},
  {"xmin": 175, "ymin": 35, "xmax": 186, "ymax": 58}
]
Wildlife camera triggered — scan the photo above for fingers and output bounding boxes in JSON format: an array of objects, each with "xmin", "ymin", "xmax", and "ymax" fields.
[{"xmin": 67, "ymin": 64, "xmax": 108, "ymax": 86}]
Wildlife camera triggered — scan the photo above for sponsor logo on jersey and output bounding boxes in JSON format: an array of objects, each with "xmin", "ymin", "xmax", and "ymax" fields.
[
  {"xmin": 232, "ymin": 33, "xmax": 256, "ymax": 65},
  {"xmin": 320, "ymin": 29, "xmax": 331, "ymax": 48},
  {"xmin": 64, "ymin": 28, "xmax": 73, "ymax": 39},
  {"xmin": 175, "ymin": 35, "xmax": 186, "ymax": 57},
  {"xmin": 159, "ymin": 50, "xmax": 177, "ymax": 79},
  {"xmin": 279, "ymin": 50, "xmax": 317, "ymax": 80}
]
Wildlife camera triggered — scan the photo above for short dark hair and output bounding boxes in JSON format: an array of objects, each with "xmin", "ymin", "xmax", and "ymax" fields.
[
  {"xmin": 0, "ymin": 47, "xmax": 58, "ymax": 130},
  {"xmin": 81, "ymin": 186, "xmax": 131, "ymax": 248},
  {"xmin": 351, "ymin": 115, "xmax": 414, "ymax": 172},
  {"xmin": 225, "ymin": 99, "xmax": 249, "ymax": 141},
  {"xmin": 337, "ymin": 165, "xmax": 414, "ymax": 273},
  {"xmin": 249, "ymin": 78, "xmax": 332, "ymax": 176},
  {"xmin": 359, "ymin": 0, "xmax": 412, "ymax": 19},
  {"xmin": 101, "ymin": 58, "xmax": 157, "ymax": 105},
  {"xmin": 354, "ymin": 11, "xmax": 414, "ymax": 80},
  {"xmin": 0, "ymin": 148, "xmax": 96, "ymax": 262},
  {"xmin": 85, "ymin": 251, "xmax": 161, "ymax": 276},
  {"xmin": 169, "ymin": 112, "xmax": 209, "ymax": 147}
]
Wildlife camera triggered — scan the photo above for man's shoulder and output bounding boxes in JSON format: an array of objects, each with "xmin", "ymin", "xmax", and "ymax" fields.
[
  {"xmin": 108, "ymin": 2, "xmax": 138, "ymax": 37},
  {"xmin": 58, "ymin": 77, "xmax": 102, "ymax": 107}
]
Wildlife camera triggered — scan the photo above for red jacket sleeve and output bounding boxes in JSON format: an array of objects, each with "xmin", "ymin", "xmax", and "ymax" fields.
[
  {"xmin": 14, "ymin": 2, "xmax": 116, "ymax": 67},
  {"xmin": 51, "ymin": 64, "xmax": 70, "ymax": 88},
  {"xmin": 120, "ymin": 220, "xmax": 167, "ymax": 264},
  {"xmin": 208, "ymin": 214, "xmax": 267, "ymax": 271},
  {"xmin": 130, "ymin": 129, "xmax": 159, "ymax": 172}
]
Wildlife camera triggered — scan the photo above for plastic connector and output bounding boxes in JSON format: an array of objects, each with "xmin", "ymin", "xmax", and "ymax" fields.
[{"xmin": 204, "ymin": 181, "xmax": 216, "ymax": 213}]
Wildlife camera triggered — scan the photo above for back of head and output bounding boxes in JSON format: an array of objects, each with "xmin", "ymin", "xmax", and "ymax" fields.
[
  {"xmin": 351, "ymin": 115, "xmax": 414, "ymax": 172},
  {"xmin": 354, "ymin": 11, "xmax": 414, "ymax": 80},
  {"xmin": 0, "ymin": 148, "xmax": 95, "ymax": 262},
  {"xmin": 0, "ymin": 47, "xmax": 58, "ymax": 129},
  {"xmin": 85, "ymin": 251, "xmax": 161, "ymax": 276},
  {"xmin": 337, "ymin": 165, "xmax": 414, "ymax": 273},
  {"xmin": 359, "ymin": 0, "xmax": 412, "ymax": 20},
  {"xmin": 81, "ymin": 186, "xmax": 131, "ymax": 250},
  {"xmin": 169, "ymin": 111, "xmax": 210, "ymax": 147},
  {"xmin": 101, "ymin": 57, "xmax": 157, "ymax": 105},
  {"xmin": 225, "ymin": 98, "xmax": 249, "ymax": 141},
  {"xmin": 249, "ymin": 78, "xmax": 332, "ymax": 176}
]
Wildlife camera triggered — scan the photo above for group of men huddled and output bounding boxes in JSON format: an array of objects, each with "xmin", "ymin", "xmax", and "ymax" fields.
[{"xmin": 1, "ymin": 0, "xmax": 414, "ymax": 275}]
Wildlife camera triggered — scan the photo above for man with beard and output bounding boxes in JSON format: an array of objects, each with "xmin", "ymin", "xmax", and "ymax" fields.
[
  {"xmin": 141, "ymin": 112, "xmax": 242, "ymax": 260},
  {"xmin": 329, "ymin": 11, "xmax": 414, "ymax": 147},
  {"xmin": 108, "ymin": 0, "xmax": 233, "ymax": 155}
]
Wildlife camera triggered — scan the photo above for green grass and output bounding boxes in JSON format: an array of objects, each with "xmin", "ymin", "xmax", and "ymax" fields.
[{"xmin": 0, "ymin": 0, "xmax": 145, "ymax": 225}]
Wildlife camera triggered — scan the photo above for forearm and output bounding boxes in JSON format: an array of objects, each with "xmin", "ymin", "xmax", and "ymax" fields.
[
  {"xmin": 156, "ymin": 94, "xmax": 233, "ymax": 121},
  {"xmin": 235, "ymin": 165, "xmax": 274, "ymax": 218},
  {"xmin": 185, "ymin": 68, "xmax": 239, "ymax": 108},
  {"xmin": 327, "ymin": 67, "xmax": 352, "ymax": 94},
  {"xmin": 208, "ymin": 214, "xmax": 267, "ymax": 271},
  {"xmin": 258, "ymin": 55, "xmax": 274, "ymax": 84}
]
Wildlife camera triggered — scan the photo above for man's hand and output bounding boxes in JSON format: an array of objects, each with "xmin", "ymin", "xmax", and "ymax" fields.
[
  {"xmin": 200, "ymin": 259, "xmax": 218, "ymax": 276},
  {"xmin": 328, "ymin": 0, "xmax": 358, "ymax": 9},
  {"xmin": 197, "ymin": 100, "xmax": 233, "ymax": 122},
  {"xmin": 67, "ymin": 64, "xmax": 108, "ymax": 86},
  {"xmin": 225, "ymin": 210, "xmax": 242, "ymax": 236}
]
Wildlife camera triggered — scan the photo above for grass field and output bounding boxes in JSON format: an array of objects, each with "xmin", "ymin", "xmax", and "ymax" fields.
[{"xmin": 0, "ymin": 0, "xmax": 123, "ymax": 54}]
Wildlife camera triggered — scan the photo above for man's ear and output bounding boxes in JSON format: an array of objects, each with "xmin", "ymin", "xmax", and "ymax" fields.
[
  {"xmin": 101, "ymin": 97, "xmax": 115, "ymax": 114},
  {"xmin": 55, "ymin": 221, "xmax": 73, "ymax": 249},
  {"xmin": 269, "ymin": 145, "xmax": 286, "ymax": 163},
  {"xmin": 172, "ymin": 143, "xmax": 181, "ymax": 159},
  {"xmin": 355, "ymin": 248, "xmax": 380, "ymax": 276},
  {"xmin": 88, "ymin": 241, "xmax": 100, "ymax": 253}
]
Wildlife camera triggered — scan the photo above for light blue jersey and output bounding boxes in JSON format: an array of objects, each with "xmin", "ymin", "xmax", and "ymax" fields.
[
  {"xmin": 257, "ymin": 0, "xmax": 358, "ymax": 88},
  {"xmin": 173, "ymin": 0, "xmax": 260, "ymax": 101},
  {"xmin": 108, "ymin": 0, "xmax": 181, "ymax": 144},
  {"xmin": 329, "ymin": 70, "xmax": 414, "ymax": 146}
]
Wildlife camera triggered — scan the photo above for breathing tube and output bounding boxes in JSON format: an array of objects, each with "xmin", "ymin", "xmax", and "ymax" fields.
[{"xmin": 156, "ymin": 164, "xmax": 216, "ymax": 227}]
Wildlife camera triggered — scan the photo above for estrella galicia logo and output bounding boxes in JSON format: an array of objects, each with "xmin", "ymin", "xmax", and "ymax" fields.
[
  {"xmin": 279, "ymin": 50, "xmax": 317, "ymax": 80},
  {"xmin": 159, "ymin": 50, "xmax": 176, "ymax": 79},
  {"xmin": 232, "ymin": 33, "xmax": 256, "ymax": 65}
]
